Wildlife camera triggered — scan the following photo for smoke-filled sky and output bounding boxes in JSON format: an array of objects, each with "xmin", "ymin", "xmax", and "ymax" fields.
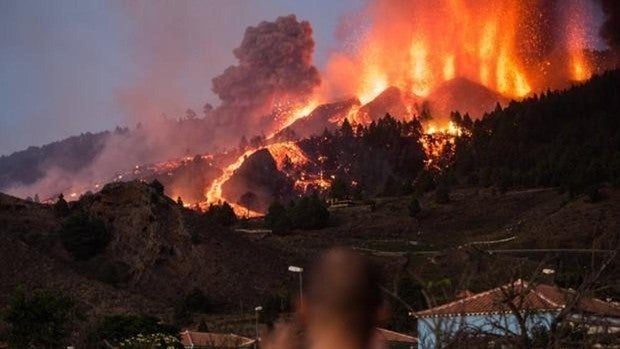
[{"xmin": 0, "ymin": 0, "xmax": 365, "ymax": 155}]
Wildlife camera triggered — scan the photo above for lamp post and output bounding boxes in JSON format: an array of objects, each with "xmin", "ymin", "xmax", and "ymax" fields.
[
  {"xmin": 254, "ymin": 306, "xmax": 263, "ymax": 349},
  {"xmin": 288, "ymin": 265, "xmax": 304, "ymax": 306}
]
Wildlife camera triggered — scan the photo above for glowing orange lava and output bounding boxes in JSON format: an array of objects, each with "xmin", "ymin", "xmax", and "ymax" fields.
[
  {"xmin": 202, "ymin": 141, "xmax": 312, "ymax": 215},
  {"xmin": 324, "ymin": 0, "xmax": 595, "ymax": 108}
]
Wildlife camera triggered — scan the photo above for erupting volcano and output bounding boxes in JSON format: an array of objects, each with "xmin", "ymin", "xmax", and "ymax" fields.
[
  {"xmin": 4, "ymin": 0, "xmax": 618, "ymax": 216},
  {"xmin": 323, "ymin": 0, "xmax": 604, "ymax": 110}
]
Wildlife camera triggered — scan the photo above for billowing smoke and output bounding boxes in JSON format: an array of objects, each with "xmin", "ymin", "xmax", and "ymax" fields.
[
  {"xmin": 212, "ymin": 15, "xmax": 321, "ymax": 138},
  {"xmin": 2, "ymin": 13, "xmax": 322, "ymax": 202},
  {"xmin": 600, "ymin": 0, "xmax": 620, "ymax": 52}
]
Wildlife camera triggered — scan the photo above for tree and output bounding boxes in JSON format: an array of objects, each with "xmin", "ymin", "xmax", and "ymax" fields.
[
  {"xmin": 54, "ymin": 193, "xmax": 70, "ymax": 217},
  {"xmin": 174, "ymin": 288, "xmax": 214, "ymax": 324},
  {"xmin": 289, "ymin": 193, "xmax": 330, "ymax": 230},
  {"xmin": 239, "ymin": 191, "xmax": 258, "ymax": 217},
  {"xmin": 149, "ymin": 179, "xmax": 165, "ymax": 196},
  {"xmin": 206, "ymin": 202, "xmax": 237, "ymax": 226},
  {"xmin": 197, "ymin": 318, "xmax": 209, "ymax": 332},
  {"xmin": 340, "ymin": 118, "xmax": 354, "ymax": 138},
  {"xmin": 408, "ymin": 197, "xmax": 422, "ymax": 217},
  {"xmin": 329, "ymin": 176, "xmax": 349, "ymax": 200},
  {"xmin": 96, "ymin": 314, "xmax": 179, "ymax": 344},
  {"xmin": 4, "ymin": 287, "xmax": 74, "ymax": 349},
  {"xmin": 265, "ymin": 201, "xmax": 292, "ymax": 234},
  {"xmin": 59, "ymin": 211, "xmax": 111, "ymax": 260}
]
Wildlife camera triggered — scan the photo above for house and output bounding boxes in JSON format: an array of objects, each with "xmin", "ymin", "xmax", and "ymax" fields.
[
  {"xmin": 413, "ymin": 280, "xmax": 620, "ymax": 348},
  {"xmin": 180, "ymin": 330, "xmax": 256, "ymax": 349},
  {"xmin": 376, "ymin": 327, "xmax": 418, "ymax": 349}
]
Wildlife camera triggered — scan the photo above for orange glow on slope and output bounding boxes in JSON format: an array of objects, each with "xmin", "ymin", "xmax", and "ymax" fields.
[
  {"xmin": 203, "ymin": 142, "xmax": 312, "ymax": 215},
  {"xmin": 205, "ymin": 148, "xmax": 257, "ymax": 205}
]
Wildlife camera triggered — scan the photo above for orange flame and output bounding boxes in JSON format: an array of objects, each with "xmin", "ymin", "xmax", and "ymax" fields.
[{"xmin": 324, "ymin": 0, "xmax": 594, "ymax": 107}]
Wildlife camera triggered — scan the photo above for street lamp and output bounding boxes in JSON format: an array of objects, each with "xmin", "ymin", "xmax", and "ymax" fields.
[
  {"xmin": 254, "ymin": 306, "xmax": 263, "ymax": 349},
  {"xmin": 288, "ymin": 265, "xmax": 304, "ymax": 306}
]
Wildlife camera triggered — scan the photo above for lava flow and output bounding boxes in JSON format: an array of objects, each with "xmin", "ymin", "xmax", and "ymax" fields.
[{"xmin": 201, "ymin": 141, "xmax": 312, "ymax": 216}]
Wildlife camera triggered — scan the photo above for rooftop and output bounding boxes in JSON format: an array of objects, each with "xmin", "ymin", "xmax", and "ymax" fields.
[{"xmin": 415, "ymin": 280, "xmax": 620, "ymax": 318}]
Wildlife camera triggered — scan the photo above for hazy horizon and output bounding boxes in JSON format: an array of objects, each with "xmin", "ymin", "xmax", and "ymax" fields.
[{"xmin": 0, "ymin": 0, "xmax": 365, "ymax": 156}]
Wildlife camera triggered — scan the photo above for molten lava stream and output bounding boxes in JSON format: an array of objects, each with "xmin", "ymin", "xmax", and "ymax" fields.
[
  {"xmin": 203, "ymin": 141, "xmax": 311, "ymax": 217},
  {"xmin": 203, "ymin": 148, "xmax": 263, "ymax": 217}
]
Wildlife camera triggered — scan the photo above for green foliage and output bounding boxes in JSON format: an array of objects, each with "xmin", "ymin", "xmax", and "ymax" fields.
[
  {"xmin": 388, "ymin": 274, "xmax": 426, "ymax": 332},
  {"xmin": 239, "ymin": 191, "xmax": 258, "ymax": 216},
  {"xmin": 264, "ymin": 201, "xmax": 292, "ymax": 234},
  {"xmin": 452, "ymin": 70, "xmax": 620, "ymax": 195},
  {"xmin": 4, "ymin": 287, "xmax": 74, "ymax": 349},
  {"xmin": 53, "ymin": 193, "xmax": 70, "ymax": 217},
  {"xmin": 59, "ymin": 211, "xmax": 111, "ymax": 260},
  {"xmin": 265, "ymin": 194, "xmax": 330, "ymax": 232},
  {"xmin": 408, "ymin": 197, "xmax": 422, "ymax": 217},
  {"xmin": 299, "ymin": 113, "xmax": 427, "ymax": 197},
  {"xmin": 96, "ymin": 314, "xmax": 179, "ymax": 343},
  {"xmin": 288, "ymin": 193, "xmax": 330, "ymax": 230},
  {"xmin": 117, "ymin": 333, "xmax": 183, "ymax": 349},
  {"xmin": 174, "ymin": 288, "xmax": 213, "ymax": 325},
  {"xmin": 205, "ymin": 202, "xmax": 237, "ymax": 226}
]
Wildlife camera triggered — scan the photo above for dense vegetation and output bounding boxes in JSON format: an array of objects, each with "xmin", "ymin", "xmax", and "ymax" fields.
[
  {"xmin": 59, "ymin": 211, "xmax": 111, "ymax": 260},
  {"xmin": 450, "ymin": 70, "xmax": 620, "ymax": 195},
  {"xmin": 299, "ymin": 114, "xmax": 427, "ymax": 198},
  {"xmin": 3, "ymin": 287, "xmax": 75, "ymax": 348},
  {"xmin": 95, "ymin": 314, "xmax": 179, "ymax": 344},
  {"xmin": 265, "ymin": 193, "xmax": 330, "ymax": 233}
]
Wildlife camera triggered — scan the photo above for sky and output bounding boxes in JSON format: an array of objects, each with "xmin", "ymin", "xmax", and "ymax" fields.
[{"xmin": 0, "ymin": 0, "xmax": 365, "ymax": 156}]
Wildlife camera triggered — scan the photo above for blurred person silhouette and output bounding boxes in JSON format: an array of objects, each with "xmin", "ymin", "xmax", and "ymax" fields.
[{"xmin": 263, "ymin": 248, "xmax": 386, "ymax": 349}]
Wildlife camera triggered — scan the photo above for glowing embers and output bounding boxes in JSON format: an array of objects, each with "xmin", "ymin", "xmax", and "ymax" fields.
[{"xmin": 421, "ymin": 121, "xmax": 460, "ymax": 170}]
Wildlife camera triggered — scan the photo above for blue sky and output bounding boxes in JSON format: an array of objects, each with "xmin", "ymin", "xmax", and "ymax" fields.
[{"xmin": 0, "ymin": 0, "xmax": 365, "ymax": 155}]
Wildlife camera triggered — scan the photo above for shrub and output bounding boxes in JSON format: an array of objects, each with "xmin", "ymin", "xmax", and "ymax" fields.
[
  {"xmin": 408, "ymin": 197, "xmax": 421, "ymax": 217},
  {"xmin": 264, "ymin": 201, "xmax": 292, "ymax": 234},
  {"xmin": 53, "ymin": 193, "xmax": 70, "ymax": 217},
  {"xmin": 174, "ymin": 288, "xmax": 214, "ymax": 325},
  {"xmin": 289, "ymin": 193, "xmax": 330, "ymax": 230},
  {"xmin": 205, "ymin": 202, "xmax": 237, "ymax": 226},
  {"xmin": 59, "ymin": 211, "xmax": 111, "ymax": 260},
  {"xmin": 96, "ymin": 314, "xmax": 179, "ymax": 343},
  {"xmin": 5, "ymin": 287, "xmax": 74, "ymax": 349},
  {"xmin": 149, "ymin": 179, "xmax": 165, "ymax": 196}
]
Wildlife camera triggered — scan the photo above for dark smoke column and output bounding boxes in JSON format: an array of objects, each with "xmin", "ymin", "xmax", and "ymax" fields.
[{"xmin": 212, "ymin": 15, "xmax": 321, "ymax": 138}]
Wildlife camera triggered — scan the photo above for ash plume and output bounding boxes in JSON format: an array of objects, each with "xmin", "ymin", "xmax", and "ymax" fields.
[
  {"xmin": 212, "ymin": 15, "xmax": 321, "ymax": 138},
  {"xmin": 600, "ymin": 0, "xmax": 620, "ymax": 52}
]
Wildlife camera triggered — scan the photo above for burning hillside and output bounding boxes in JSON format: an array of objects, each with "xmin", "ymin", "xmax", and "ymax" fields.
[{"xmin": 3, "ymin": 1, "xmax": 618, "ymax": 216}]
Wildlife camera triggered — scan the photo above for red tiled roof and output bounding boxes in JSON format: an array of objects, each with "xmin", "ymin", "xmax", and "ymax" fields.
[
  {"xmin": 415, "ymin": 280, "xmax": 620, "ymax": 318},
  {"xmin": 376, "ymin": 328, "xmax": 418, "ymax": 343},
  {"xmin": 180, "ymin": 331, "xmax": 255, "ymax": 348}
]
